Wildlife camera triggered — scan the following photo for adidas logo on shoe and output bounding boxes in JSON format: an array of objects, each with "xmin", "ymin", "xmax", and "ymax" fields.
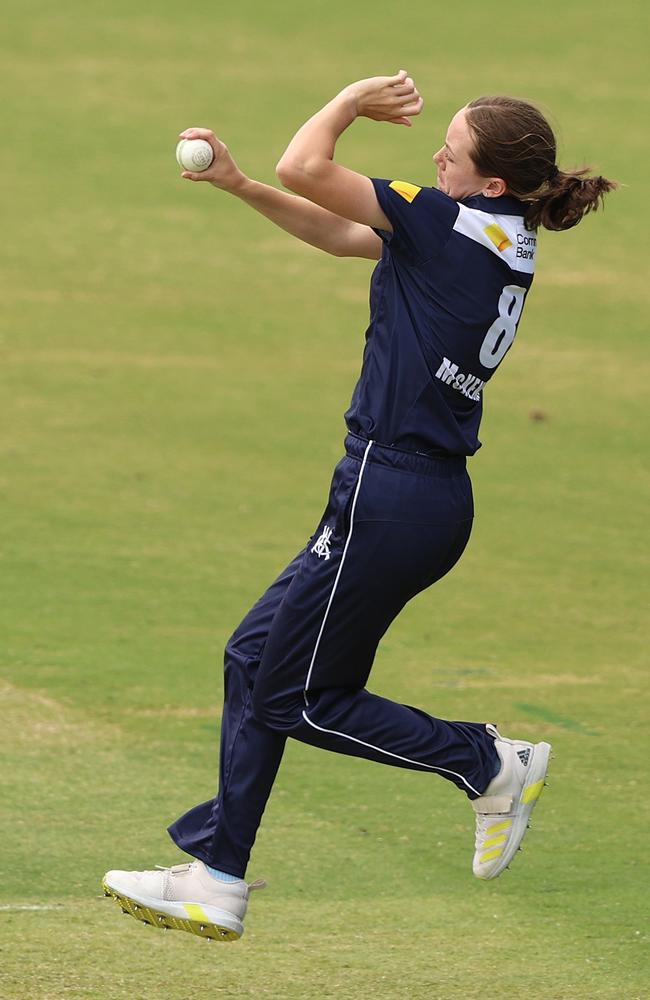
[{"xmin": 472, "ymin": 725, "xmax": 552, "ymax": 881}]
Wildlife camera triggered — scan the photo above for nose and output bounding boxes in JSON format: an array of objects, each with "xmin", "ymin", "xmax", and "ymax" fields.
[{"xmin": 433, "ymin": 148, "xmax": 444, "ymax": 167}]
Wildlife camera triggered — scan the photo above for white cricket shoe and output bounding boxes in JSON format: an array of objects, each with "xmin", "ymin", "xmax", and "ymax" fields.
[
  {"xmin": 472, "ymin": 724, "xmax": 551, "ymax": 880},
  {"xmin": 102, "ymin": 860, "xmax": 265, "ymax": 941}
]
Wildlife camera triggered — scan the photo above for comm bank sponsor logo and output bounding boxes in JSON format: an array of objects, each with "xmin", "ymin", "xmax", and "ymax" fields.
[
  {"xmin": 483, "ymin": 222, "xmax": 512, "ymax": 252},
  {"xmin": 484, "ymin": 222, "xmax": 536, "ymax": 262},
  {"xmin": 435, "ymin": 357, "xmax": 485, "ymax": 402},
  {"xmin": 515, "ymin": 229, "xmax": 536, "ymax": 262},
  {"xmin": 453, "ymin": 205, "xmax": 536, "ymax": 274}
]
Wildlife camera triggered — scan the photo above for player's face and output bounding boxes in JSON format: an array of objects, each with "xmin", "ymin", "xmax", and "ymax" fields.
[{"xmin": 433, "ymin": 108, "xmax": 500, "ymax": 200}]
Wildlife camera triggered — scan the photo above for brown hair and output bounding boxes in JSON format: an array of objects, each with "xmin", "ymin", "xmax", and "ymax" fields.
[{"xmin": 465, "ymin": 95, "xmax": 617, "ymax": 232}]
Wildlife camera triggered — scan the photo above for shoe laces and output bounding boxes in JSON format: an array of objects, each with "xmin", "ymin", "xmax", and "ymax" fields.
[
  {"xmin": 474, "ymin": 809, "xmax": 516, "ymax": 851},
  {"xmin": 474, "ymin": 812, "xmax": 498, "ymax": 849}
]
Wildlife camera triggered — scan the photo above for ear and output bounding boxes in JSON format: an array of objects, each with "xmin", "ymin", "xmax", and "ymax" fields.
[{"xmin": 482, "ymin": 177, "xmax": 507, "ymax": 198}]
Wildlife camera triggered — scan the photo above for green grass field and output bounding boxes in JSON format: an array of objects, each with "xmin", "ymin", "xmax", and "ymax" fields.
[{"xmin": 2, "ymin": 1, "xmax": 648, "ymax": 997}]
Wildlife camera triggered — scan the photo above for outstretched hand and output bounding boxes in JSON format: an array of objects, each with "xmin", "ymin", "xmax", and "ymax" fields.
[
  {"xmin": 177, "ymin": 127, "xmax": 246, "ymax": 190},
  {"xmin": 346, "ymin": 70, "xmax": 423, "ymax": 127}
]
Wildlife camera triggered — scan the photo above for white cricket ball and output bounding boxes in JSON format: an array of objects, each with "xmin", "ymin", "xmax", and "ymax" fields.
[{"xmin": 175, "ymin": 138, "xmax": 214, "ymax": 172}]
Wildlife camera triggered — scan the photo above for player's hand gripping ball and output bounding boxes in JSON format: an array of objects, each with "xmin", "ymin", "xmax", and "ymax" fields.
[{"xmin": 175, "ymin": 138, "xmax": 215, "ymax": 172}]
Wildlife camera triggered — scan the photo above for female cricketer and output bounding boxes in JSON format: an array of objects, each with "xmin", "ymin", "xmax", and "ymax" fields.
[{"xmin": 103, "ymin": 71, "xmax": 616, "ymax": 941}]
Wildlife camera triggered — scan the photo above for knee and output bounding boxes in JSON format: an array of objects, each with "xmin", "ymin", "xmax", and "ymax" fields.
[
  {"xmin": 224, "ymin": 629, "xmax": 264, "ymax": 687},
  {"xmin": 250, "ymin": 683, "xmax": 304, "ymax": 733},
  {"xmin": 224, "ymin": 626, "xmax": 252, "ymax": 665}
]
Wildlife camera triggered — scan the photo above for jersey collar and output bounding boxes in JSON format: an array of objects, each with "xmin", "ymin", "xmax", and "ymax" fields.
[{"xmin": 459, "ymin": 193, "xmax": 526, "ymax": 216}]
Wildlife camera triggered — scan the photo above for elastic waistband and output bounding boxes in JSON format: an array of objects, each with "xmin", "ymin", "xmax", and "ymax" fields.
[{"xmin": 344, "ymin": 434, "xmax": 467, "ymax": 477}]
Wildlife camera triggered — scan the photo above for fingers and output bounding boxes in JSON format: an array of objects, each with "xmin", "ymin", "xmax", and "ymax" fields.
[
  {"xmin": 348, "ymin": 71, "xmax": 423, "ymax": 126},
  {"xmin": 392, "ymin": 77, "xmax": 416, "ymax": 96},
  {"xmin": 178, "ymin": 128, "xmax": 223, "ymax": 180},
  {"xmin": 387, "ymin": 91, "xmax": 424, "ymax": 127},
  {"xmin": 400, "ymin": 95, "xmax": 424, "ymax": 116},
  {"xmin": 390, "ymin": 73, "xmax": 422, "ymax": 116},
  {"xmin": 179, "ymin": 127, "xmax": 213, "ymax": 139},
  {"xmin": 181, "ymin": 170, "xmax": 210, "ymax": 182},
  {"xmin": 178, "ymin": 127, "xmax": 220, "ymax": 149}
]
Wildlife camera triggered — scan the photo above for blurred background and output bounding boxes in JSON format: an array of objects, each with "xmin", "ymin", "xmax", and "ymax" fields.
[{"xmin": 1, "ymin": 2, "xmax": 648, "ymax": 997}]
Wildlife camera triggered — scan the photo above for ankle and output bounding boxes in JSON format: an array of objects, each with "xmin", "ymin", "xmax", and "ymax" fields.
[{"xmin": 206, "ymin": 865, "xmax": 243, "ymax": 883}]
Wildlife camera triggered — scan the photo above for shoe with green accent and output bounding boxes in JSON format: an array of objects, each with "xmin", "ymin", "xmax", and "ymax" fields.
[
  {"xmin": 102, "ymin": 860, "xmax": 265, "ymax": 941},
  {"xmin": 472, "ymin": 723, "xmax": 551, "ymax": 880}
]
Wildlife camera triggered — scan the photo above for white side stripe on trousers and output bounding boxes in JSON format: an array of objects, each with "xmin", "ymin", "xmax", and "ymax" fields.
[
  {"xmin": 303, "ymin": 439, "xmax": 374, "ymax": 700},
  {"xmin": 301, "ymin": 438, "xmax": 480, "ymax": 796}
]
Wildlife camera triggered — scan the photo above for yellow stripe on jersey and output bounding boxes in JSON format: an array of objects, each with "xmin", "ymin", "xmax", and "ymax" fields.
[
  {"xmin": 389, "ymin": 180, "xmax": 422, "ymax": 204},
  {"xmin": 483, "ymin": 222, "xmax": 512, "ymax": 252}
]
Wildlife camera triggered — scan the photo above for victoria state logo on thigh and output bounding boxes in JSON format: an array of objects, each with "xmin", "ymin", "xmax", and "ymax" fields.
[{"xmin": 311, "ymin": 525, "xmax": 333, "ymax": 560}]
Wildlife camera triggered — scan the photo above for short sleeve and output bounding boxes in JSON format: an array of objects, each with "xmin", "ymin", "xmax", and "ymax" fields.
[{"xmin": 371, "ymin": 178, "xmax": 460, "ymax": 264}]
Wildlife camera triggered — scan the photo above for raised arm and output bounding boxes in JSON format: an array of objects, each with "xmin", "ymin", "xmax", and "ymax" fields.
[
  {"xmin": 276, "ymin": 71, "xmax": 423, "ymax": 228},
  {"xmin": 178, "ymin": 127, "xmax": 381, "ymax": 260}
]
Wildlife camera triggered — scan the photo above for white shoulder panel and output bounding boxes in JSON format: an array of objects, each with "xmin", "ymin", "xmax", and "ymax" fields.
[{"xmin": 452, "ymin": 204, "xmax": 537, "ymax": 275}]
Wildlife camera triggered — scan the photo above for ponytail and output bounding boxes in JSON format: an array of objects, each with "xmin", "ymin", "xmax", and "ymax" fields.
[
  {"xmin": 466, "ymin": 96, "xmax": 618, "ymax": 232},
  {"xmin": 524, "ymin": 168, "xmax": 618, "ymax": 232}
]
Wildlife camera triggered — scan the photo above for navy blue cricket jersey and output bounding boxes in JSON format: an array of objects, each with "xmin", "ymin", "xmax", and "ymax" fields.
[{"xmin": 344, "ymin": 179, "xmax": 538, "ymax": 456}]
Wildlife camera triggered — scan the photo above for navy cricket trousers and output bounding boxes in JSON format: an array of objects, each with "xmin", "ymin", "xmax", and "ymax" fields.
[{"xmin": 168, "ymin": 435, "xmax": 500, "ymax": 876}]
